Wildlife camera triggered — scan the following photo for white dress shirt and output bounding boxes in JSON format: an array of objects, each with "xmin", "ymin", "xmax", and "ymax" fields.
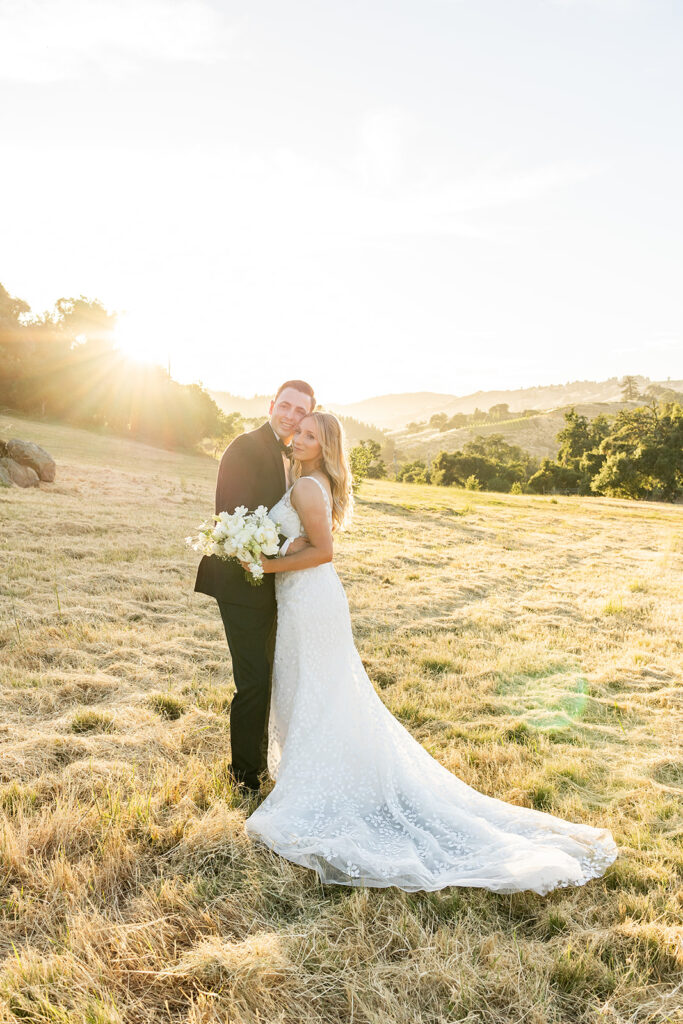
[{"xmin": 270, "ymin": 423, "xmax": 293, "ymax": 555}]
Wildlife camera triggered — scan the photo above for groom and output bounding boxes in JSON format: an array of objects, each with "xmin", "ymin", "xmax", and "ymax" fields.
[{"xmin": 194, "ymin": 380, "xmax": 315, "ymax": 794}]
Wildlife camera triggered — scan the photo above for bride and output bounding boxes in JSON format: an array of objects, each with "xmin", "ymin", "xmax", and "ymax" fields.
[{"xmin": 244, "ymin": 411, "xmax": 617, "ymax": 894}]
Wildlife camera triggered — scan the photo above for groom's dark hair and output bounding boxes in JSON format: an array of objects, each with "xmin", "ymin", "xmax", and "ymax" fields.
[{"xmin": 274, "ymin": 379, "xmax": 316, "ymax": 410}]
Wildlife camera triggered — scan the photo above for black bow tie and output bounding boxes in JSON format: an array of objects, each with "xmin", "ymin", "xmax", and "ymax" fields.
[{"xmin": 278, "ymin": 438, "xmax": 293, "ymax": 458}]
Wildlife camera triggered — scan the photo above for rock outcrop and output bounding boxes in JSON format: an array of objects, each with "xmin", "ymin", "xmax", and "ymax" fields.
[
  {"xmin": 0, "ymin": 439, "xmax": 56, "ymax": 488},
  {"xmin": 5, "ymin": 439, "xmax": 56, "ymax": 482}
]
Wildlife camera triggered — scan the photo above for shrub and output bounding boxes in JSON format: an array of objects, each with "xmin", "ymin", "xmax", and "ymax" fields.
[
  {"xmin": 148, "ymin": 693, "xmax": 186, "ymax": 720},
  {"xmin": 70, "ymin": 710, "xmax": 115, "ymax": 733},
  {"xmin": 397, "ymin": 460, "xmax": 431, "ymax": 484}
]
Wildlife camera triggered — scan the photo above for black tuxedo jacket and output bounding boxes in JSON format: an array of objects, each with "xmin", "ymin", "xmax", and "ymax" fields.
[{"xmin": 194, "ymin": 422, "xmax": 287, "ymax": 609}]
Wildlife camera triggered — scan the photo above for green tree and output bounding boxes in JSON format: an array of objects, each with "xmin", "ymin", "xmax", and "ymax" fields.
[
  {"xmin": 53, "ymin": 295, "xmax": 117, "ymax": 345},
  {"xmin": 591, "ymin": 403, "xmax": 683, "ymax": 500},
  {"xmin": 0, "ymin": 282, "xmax": 229, "ymax": 450},
  {"xmin": 34, "ymin": 297, "xmax": 120, "ymax": 425},
  {"xmin": 556, "ymin": 409, "xmax": 592, "ymax": 465},
  {"xmin": 644, "ymin": 383, "xmax": 682, "ymax": 404},
  {"xmin": 620, "ymin": 375, "xmax": 640, "ymax": 402},
  {"xmin": 429, "ymin": 412, "xmax": 448, "ymax": 430},
  {"xmin": 354, "ymin": 439, "xmax": 386, "ymax": 479},
  {"xmin": 337, "ymin": 415, "xmax": 385, "ymax": 446},
  {"xmin": 526, "ymin": 459, "xmax": 581, "ymax": 495},
  {"xmin": 430, "ymin": 435, "xmax": 535, "ymax": 492},
  {"xmin": 463, "ymin": 434, "xmax": 529, "ymax": 466},
  {"xmin": 349, "ymin": 440, "xmax": 376, "ymax": 492},
  {"xmin": 214, "ymin": 411, "xmax": 246, "ymax": 454},
  {"xmin": 0, "ymin": 281, "xmax": 30, "ymax": 333},
  {"xmin": 397, "ymin": 459, "xmax": 431, "ymax": 484},
  {"xmin": 431, "ymin": 451, "xmax": 497, "ymax": 489},
  {"xmin": 555, "ymin": 409, "xmax": 611, "ymax": 493},
  {"xmin": 0, "ymin": 283, "xmax": 31, "ymax": 408}
]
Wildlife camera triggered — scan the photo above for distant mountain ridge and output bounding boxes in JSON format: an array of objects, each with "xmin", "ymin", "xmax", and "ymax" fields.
[
  {"xmin": 331, "ymin": 378, "xmax": 683, "ymax": 430},
  {"xmin": 210, "ymin": 377, "xmax": 682, "ymax": 432}
]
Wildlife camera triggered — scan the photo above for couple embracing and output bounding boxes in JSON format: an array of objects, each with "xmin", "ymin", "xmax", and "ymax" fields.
[{"xmin": 194, "ymin": 380, "xmax": 617, "ymax": 894}]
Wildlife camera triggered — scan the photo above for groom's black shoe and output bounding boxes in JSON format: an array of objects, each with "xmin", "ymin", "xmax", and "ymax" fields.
[{"xmin": 227, "ymin": 765, "xmax": 261, "ymax": 797}]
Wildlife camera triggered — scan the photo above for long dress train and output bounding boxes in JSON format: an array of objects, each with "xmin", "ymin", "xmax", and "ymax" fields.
[{"xmin": 245, "ymin": 477, "xmax": 617, "ymax": 894}]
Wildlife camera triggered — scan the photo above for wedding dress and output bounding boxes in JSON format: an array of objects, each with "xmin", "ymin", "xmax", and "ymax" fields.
[{"xmin": 244, "ymin": 477, "xmax": 617, "ymax": 894}]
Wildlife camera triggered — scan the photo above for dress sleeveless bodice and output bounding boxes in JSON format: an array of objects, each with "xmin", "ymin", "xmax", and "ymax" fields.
[
  {"xmin": 269, "ymin": 475, "xmax": 332, "ymax": 540},
  {"xmin": 268, "ymin": 476, "xmax": 336, "ymax": 600}
]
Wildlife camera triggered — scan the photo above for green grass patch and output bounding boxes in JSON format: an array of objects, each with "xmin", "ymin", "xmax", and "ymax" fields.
[
  {"xmin": 147, "ymin": 693, "xmax": 186, "ymax": 720},
  {"xmin": 70, "ymin": 710, "xmax": 115, "ymax": 733},
  {"xmin": 420, "ymin": 657, "xmax": 454, "ymax": 675}
]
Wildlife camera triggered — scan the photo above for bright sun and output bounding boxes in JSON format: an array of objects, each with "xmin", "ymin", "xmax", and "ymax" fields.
[{"xmin": 113, "ymin": 312, "xmax": 171, "ymax": 369}]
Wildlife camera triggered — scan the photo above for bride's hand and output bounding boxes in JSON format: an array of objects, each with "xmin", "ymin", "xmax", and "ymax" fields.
[{"xmin": 239, "ymin": 555, "xmax": 271, "ymax": 574}]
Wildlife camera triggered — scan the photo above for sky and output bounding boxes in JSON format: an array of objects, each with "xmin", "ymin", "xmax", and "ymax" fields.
[{"xmin": 1, "ymin": 0, "xmax": 681, "ymax": 403}]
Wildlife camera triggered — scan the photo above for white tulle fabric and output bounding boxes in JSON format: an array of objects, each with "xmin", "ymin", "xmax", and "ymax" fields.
[{"xmin": 245, "ymin": 477, "xmax": 618, "ymax": 893}]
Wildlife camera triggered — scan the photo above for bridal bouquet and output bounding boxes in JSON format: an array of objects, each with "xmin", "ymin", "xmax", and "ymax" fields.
[{"xmin": 186, "ymin": 505, "xmax": 281, "ymax": 584}]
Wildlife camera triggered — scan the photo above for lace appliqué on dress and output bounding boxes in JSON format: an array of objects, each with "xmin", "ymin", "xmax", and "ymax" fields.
[{"xmin": 245, "ymin": 480, "xmax": 618, "ymax": 894}]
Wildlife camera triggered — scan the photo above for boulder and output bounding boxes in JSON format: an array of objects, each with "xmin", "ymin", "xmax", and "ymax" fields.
[
  {"xmin": 0, "ymin": 457, "xmax": 39, "ymax": 487},
  {"xmin": 6, "ymin": 439, "xmax": 56, "ymax": 482}
]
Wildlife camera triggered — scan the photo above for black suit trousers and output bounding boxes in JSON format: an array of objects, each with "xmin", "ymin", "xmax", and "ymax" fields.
[{"xmin": 218, "ymin": 599, "xmax": 277, "ymax": 790}]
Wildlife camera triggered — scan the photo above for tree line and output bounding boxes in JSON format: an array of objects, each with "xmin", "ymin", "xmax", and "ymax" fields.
[
  {"xmin": 4, "ymin": 277, "xmax": 680, "ymax": 499},
  {"xmin": 405, "ymin": 377, "xmax": 682, "ymax": 437},
  {"xmin": 524, "ymin": 403, "xmax": 683, "ymax": 501},
  {"xmin": 353, "ymin": 400, "xmax": 683, "ymax": 502},
  {"xmin": 406, "ymin": 403, "xmax": 538, "ymax": 434},
  {"xmin": 0, "ymin": 282, "xmax": 227, "ymax": 449}
]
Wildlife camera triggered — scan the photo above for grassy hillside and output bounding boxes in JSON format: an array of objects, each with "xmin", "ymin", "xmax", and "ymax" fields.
[
  {"xmin": 393, "ymin": 402, "xmax": 636, "ymax": 461},
  {"xmin": 1, "ymin": 414, "xmax": 682, "ymax": 1023},
  {"xmin": 328, "ymin": 379, "xmax": 683, "ymax": 431}
]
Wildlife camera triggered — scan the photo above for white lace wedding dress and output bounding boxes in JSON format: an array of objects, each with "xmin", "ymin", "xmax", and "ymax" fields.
[{"xmin": 244, "ymin": 477, "xmax": 618, "ymax": 894}]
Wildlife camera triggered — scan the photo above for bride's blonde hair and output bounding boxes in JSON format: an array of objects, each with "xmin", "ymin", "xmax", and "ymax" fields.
[{"xmin": 291, "ymin": 411, "xmax": 354, "ymax": 530}]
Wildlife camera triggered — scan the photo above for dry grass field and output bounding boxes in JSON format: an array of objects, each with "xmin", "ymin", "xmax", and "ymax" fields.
[{"xmin": 1, "ymin": 412, "xmax": 682, "ymax": 1024}]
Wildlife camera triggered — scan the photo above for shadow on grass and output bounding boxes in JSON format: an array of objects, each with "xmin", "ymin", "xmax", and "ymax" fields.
[{"xmin": 357, "ymin": 497, "xmax": 470, "ymax": 530}]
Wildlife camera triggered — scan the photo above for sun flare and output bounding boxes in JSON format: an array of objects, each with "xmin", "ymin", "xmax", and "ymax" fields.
[{"xmin": 113, "ymin": 312, "xmax": 171, "ymax": 370}]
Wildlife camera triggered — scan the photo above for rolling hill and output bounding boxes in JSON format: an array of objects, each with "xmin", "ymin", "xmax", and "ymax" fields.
[
  {"xmin": 211, "ymin": 377, "xmax": 683, "ymax": 434},
  {"xmin": 391, "ymin": 401, "xmax": 634, "ymax": 462},
  {"xmin": 333, "ymin": 378, "xmax": 683, "ymax": 431}
]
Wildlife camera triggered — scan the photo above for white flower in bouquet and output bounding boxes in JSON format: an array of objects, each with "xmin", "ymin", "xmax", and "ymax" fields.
[{"xmin": 186, "ymin": 506, "xmax": 282, "ymax": 585}]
